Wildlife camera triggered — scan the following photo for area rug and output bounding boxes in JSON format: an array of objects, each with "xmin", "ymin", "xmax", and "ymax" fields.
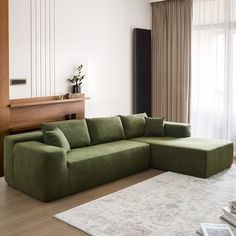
[{"xmin": 55, "ymin": 167, "xmax": 236, "ymax": 236}]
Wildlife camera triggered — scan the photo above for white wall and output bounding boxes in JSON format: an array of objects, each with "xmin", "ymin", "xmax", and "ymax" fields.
[
  {"xmin": 9, "ymin": 0, "xmax": 32, "ymax": 98},
  {"xmin": 9, "ymin": 0, "xmax": 151, "ymax": 117}
]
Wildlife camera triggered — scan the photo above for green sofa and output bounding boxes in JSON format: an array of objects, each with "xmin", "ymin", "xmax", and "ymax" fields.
[{"xmin": 4, "ymin": 114, "xmax": 233, "ymax": 202}]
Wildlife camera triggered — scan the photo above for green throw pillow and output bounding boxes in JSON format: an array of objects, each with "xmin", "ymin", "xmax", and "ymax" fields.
[
  {"xmin": 120, "ymin": 113, "xmax": 147, "ymax": 139},
  {"xmin": 145, "ymin": 117, "xmax": 165, "ymax": 137},
  {"xmin": 44, "ymin": 128, "xmax": 70, "ymax": 152},
  {"xmin": 41, "ymin": 119, "xmax": 91, "ymax": 149}
]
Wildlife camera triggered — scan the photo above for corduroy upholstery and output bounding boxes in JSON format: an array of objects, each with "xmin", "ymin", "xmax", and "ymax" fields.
[
  {"xmin": 4, "ymin": 115, "xmax": 233, "ymax": 202},
  {"xmin": 44, "ymin": 128, "xmax": 71, "ymax": 152},
  {"xmin": 145, "ymin": 117, "xmax": 165, "ymax": 137},
  {"xmin": 164, "ymin": 121, "xmax": 191, "ymax": 137},
  {"xmin": 41, "ymin": 119, "xmax": 91, "ymax": 148},
  {"xmin": 86, "ymin": 116, "xmax": 125, "ymax": 145},
  {"xmin": 120, "ymin": 113, "xmax": 147, "ymax": 139},
  {"xmin": 4, "ymin": 131, "xmax": 43, "ymax": 186},
  {"xmin": 131, "ymin": 137, "xmax": 233, "ymax": 178},
  {"xmin": 11, "ymin": 140, "xmax": 149, "ymax": 201}
]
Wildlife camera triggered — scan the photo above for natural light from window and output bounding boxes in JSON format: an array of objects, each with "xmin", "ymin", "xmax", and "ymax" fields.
[{"xmin": 191, "ymin": 0, "xmax": 236, "ymax": 151}]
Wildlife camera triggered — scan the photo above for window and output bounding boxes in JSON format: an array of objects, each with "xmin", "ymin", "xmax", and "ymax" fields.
[{"xmin": 191, "ymin": 0, "xmax": 236, "ymax": 150}]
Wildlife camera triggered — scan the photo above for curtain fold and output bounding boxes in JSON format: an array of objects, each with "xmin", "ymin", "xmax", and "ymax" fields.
[
  {"xmin": 152, "ymin": 0, "xmax": 192, "ymax": 123},
  {"xmin": 191, "ymin": 0, "xmax": 236, "ymax": 151}
]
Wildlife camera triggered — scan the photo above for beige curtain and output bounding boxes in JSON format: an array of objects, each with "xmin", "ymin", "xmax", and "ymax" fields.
[{"xmin": 152, "ymin": 0, "xmax": 192, "ymax": 123}]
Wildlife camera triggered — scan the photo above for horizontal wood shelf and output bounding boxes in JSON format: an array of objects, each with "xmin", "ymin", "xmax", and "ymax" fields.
[
  {"xmin": 9, "ymin": 119, "xmax": 63, "ymax": 133},
  {"xmin": 9, "ymin": 94, "xmax": 88, "ymax": 134},
  {"xmin": 10, "ymin": 97, "xmax": 89, "ymax": 108},
  {"xmin": 9, "ymin": 124, "xmax": 42, "ymax": 133}
]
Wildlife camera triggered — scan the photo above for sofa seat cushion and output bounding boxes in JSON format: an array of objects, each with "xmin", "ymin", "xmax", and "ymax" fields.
[
  {"xmin": 132, "ymin": 137, "xmax": 233, "ymax": 178},
  {"xmin": 41, "ymin": 120, "xmax": 91, "ymax": 149},
  {"xmin": 86, "ymin": 116, "xmax": 125, "ymax": 145},
  {"xmin": 66, "ymin": 140, "xmax": 150, "ymax": 193}
]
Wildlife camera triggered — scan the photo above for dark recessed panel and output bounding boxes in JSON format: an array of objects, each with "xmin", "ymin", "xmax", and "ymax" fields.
[
  {"xmin": 10, "ymin": 79, "xmax": 27, "ymax": 86},
  {"xmin": 133, "ymin": 28, "xmax": 151, "ymax": 116}
]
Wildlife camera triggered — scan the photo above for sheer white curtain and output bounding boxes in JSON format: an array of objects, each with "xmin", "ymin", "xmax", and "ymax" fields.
[{"xmin": 191, "ymin": 0, "xmax": 236, "ymax": 151}]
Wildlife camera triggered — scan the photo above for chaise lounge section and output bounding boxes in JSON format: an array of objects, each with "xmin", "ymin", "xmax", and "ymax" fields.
[
  {"xmin": 4, "ymin": 113, "xmax": 233, "ymax": 201},
  {"xmin": 132, "ymin": 136, "xmax": 233, "ymax": 178}
]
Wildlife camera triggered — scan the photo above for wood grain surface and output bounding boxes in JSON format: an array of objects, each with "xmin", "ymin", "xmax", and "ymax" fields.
[
  {"xmin": 0, "ymin": 169, "xmax": 163, "ymax": 236},
  {"xmin": 0, "ymin": 0, "xmax": 10, "ymax": 176}
]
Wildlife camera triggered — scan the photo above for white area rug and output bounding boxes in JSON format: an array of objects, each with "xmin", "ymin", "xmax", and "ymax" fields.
[{"xmin": 55, "ymin": 167, "xmax": 236, "ymax": 236}]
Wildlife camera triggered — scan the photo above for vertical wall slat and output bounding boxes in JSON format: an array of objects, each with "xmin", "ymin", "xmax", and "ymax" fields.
[{"xmin": 31, "ymin": 0, "xmax": 55, "ymax": 97}]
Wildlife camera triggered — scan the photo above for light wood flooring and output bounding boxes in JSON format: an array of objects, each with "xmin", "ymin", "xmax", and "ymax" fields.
[
  {"xmin": 0, "ymin": 169, "xmax": 163, "ymax": 236},
  {"xmin": 2, "ymin": 159, "xmax": 236, "ymax": 236}
]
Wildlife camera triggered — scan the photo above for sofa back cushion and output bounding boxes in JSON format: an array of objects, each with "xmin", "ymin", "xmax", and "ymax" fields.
[
  {"xmin": 44, "ymin": 128, "xmax": 71, "ymax": 152},
  {"xmin": 120, "ymin": 113, "xmax": 147, "ymax": 139},
  {"xmin": 86, "ymin": 116, "xmax": 125, "ymax": 145},
  {"xmin": 41, "ymin": 119, "xmax": 91, "ymax": 148}
]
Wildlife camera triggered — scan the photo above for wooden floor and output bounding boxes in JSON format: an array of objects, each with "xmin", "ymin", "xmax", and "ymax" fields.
[
  {"xmin": 0, "ymin": 169, "xmax": 163, "ymax": 236},
  {"xmin": 2, "ymin": 160, "xmax": 236, "ymax": 236}
]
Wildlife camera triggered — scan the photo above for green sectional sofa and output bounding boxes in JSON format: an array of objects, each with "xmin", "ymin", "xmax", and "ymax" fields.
[{"xmin": 4, "ymin": 114, "xmax": 233, "ymax": 201}]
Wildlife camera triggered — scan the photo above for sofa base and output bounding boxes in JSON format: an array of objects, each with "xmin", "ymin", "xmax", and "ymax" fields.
[
  {"xmin": 10, "ymin": 140, "xmax": 150, "ymax": 202},
  {"xmin": 4, "ymin": 128, "xmax": 234, "ymax": 202}
]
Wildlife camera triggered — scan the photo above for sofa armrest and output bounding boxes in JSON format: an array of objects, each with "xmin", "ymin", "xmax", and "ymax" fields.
[
  {"xmin": 164, "ymin": 122, "xmax": 191, "ymax": 137},
  {"xmin": 4, "ymin": 131, "xmax": 43, "ymax": 185},
  {"xmin": 13, "ymin": 141, "xmax": 68, "ymax": 201}
]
